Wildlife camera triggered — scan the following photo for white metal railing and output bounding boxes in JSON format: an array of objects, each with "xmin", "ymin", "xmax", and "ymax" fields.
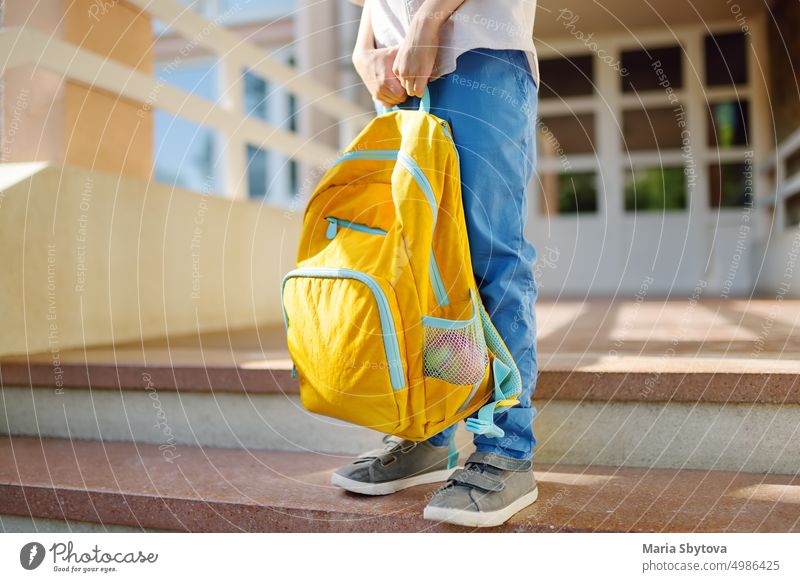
[
  {"xmin": 0, "ymin": 0, "xmax": 370, "ymax": 200},
  {"xmin": 763, "ymin": 126, "xmax": 800, "ymax": 227},
  {"xmin": 127, "ymin": 0, "xmax": 367, "ymax": 123}
]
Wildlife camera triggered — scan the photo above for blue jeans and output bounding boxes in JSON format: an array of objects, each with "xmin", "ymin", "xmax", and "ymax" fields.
[{"xmin": 382, "ymin": 49, "xmax": 539, "ymax": 460}]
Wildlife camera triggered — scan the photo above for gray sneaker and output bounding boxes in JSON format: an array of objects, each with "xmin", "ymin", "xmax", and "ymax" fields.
[
  {"xmin": 423, "ymin": 451, "xmax": 538, "ymax": 527},
  {"xmin": 330, "ymin": 435, "xmax": 458, "ymax": 495}
]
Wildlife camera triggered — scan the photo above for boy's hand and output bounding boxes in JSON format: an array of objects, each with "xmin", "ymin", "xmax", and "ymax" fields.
[
  {"xmin": 353, "ymin": 46, "xmax": 406, "ymax": 107},
  {"xmin": 392, "ymin": 13, "xmax": 441, "ymax": 97}
]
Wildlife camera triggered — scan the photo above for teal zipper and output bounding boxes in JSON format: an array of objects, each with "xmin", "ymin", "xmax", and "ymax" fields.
[
  {"xmin": 330, "ymin": 149, "xmax": 450, "ymax": 307},
  {"xmin": 440, "ymin": 121, "xmax": 454, "ymax": 143},
  {"xmin": 325, "ymin": 216, "xmax": 387, "ymax": 239},
  {"xmin": 281, "ymin": 267, "xmax": 406, "ymax": 391},
  {"xmin": 440, "ymin": 121, "xmax": 460, "ymax": 165}
]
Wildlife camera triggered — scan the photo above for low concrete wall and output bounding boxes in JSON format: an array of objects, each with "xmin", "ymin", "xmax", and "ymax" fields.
[{"xmin": 0, "ymin": 163, "xmax": 302, "ymax": 356}]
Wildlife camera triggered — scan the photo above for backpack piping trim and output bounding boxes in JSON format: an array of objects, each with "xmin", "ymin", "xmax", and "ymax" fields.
[
  {"xmin": 324, "ymin": 216, "xmax": 387, "ymax": 239},
  {"xmin": 330, "ymin": 149, "xmax": 451, "ymax": 307},
  {"xmin": 281, "ymin": 267, "xmax": 407, "ymax": 391}
]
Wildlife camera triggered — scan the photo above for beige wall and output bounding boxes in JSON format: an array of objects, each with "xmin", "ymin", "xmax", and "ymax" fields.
[
  {"xmin": 2, "ymin": 0, "xmax": 153, "ymax": 180},
  {"xmin": 0, "ymin": 163, "xmax": 302, "ymax": 357},
  {"xmin": 1, "ymin": 0, "xmax": 65, "ymax": 165}
]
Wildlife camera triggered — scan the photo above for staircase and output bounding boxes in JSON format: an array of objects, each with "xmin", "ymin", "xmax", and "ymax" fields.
[{"xmin": 1, "ymin": 298, "xmax": 799, "ymax": 532}]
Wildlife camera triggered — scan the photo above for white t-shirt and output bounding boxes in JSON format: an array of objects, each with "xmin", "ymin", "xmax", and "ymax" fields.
[{"xmin": 356, "ymin": 0, "xmax": 538, "ymax": 83}]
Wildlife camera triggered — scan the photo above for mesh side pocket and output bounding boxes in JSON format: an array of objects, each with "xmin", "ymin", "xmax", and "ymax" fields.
[{"xmin": 423, "ymin": 305, "xmax": 488, "ymax": 385}]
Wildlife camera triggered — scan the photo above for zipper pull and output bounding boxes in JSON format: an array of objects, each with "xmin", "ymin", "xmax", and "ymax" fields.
[
  {"xmin": 325, "ymin": 217, "xmax": 338, "ymax": 239},
  {"xmin": 441, "ymin": 121, "xmax": 454, "ymax": 141}
]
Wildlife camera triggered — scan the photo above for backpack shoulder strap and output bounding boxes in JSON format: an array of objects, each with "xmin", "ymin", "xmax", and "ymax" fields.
[{"xmin": 464, "ymin": 304, "xmax": 523, "ymax": 439}]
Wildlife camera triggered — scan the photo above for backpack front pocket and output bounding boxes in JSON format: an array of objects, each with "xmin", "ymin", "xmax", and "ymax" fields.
[{"xmin": 281, "ymin": 267, "xmax": 407, "ymax": 432}]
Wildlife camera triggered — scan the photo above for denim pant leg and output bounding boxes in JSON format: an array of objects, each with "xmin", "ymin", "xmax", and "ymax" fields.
[{"xmin": 424, "ymin": 49, "xmax": 539, "ymax": 459}]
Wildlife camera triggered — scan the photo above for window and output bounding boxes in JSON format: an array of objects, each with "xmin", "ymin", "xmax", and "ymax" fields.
[
  {"xmin": 221, "ymin": 0, "xmax": 295, "ymax": 19},
  {"xmin": 622, "ymin": 107, "xmax": 684, "ymax": 152},
  {"xmin": 705, "ymin": 32, "xmax": 747, "ymax": 86},
  {"xmin": 621, "ymin": 46, "xmax": 683, "ymax": 93},
  {"xmin": 287, "ymin": 94, "xmax": 298, "ymax": 132},
  {"xmin": 289, "ymin": 160, "xmax": 299, "ymax": 197},
  {"xmin": 538, "ymin": 55, "xmax": 594, "ymax": 99},
  {"xmin": 538, "ymin": 114, "xmax": 596, "ymax": 157},
  {"xmin": 786, "ymin": 193, "xmax": 800, "ymax": 228},
  {"xmin": 709, "ymin": 163, "xmax": 752, "ymax": 208},
  {"xmin": 625, "ymin": 167, "xmax": 686, "ymax": 211},
  {"xmin": 244, "ymin": 71, "xmax": 268, "ymax": 120},
  {"xmin": 787, "ymin": 149, "xmax": 800, "ymax": 180},
  {"xmin": 540, "ymin": 172, "xmax": 598, "ymax": 215},
  {"xmin": 154, "ymin": 60, "xmax": 221, "ymax": 193},
  {"xmin": 708, "ymin": 101, "xmax": 749, "ymax": 148},
  {"xmin": 247, "ymin": 145, "xmax": 268, "ymax": 199}
]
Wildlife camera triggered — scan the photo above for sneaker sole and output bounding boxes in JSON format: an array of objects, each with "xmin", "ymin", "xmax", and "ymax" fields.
[
  {"xmin": 330, "ymin": 468, "xmax": 458, "ymax": 496},
  {"xmin": 422, "ymin": 486, "xmax": 539, "ymax": 527}
]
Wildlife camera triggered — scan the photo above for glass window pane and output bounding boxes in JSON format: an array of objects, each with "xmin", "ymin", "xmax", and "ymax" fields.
[
  {"xmin": 244, "ymin": 71, "xmax": 268, "ymax": 120},
  {"xmin": 622, "ymin": 107, "xmax": 683, "ymax": 152},
  {"xmin": 540, "ymin": 172, "xmax": 598, "ymax": 215},
  {"xmin": 287, "ymin": 94, "xmax": 298, "ymax": 132},
  {"xmin": 156, "ymin": 60, "xmax": 216, "ymax": 100},
  {"xmin": 247, "ymin": 145, "xmax": 268, "ymax": 199},
  {"xmin": 787, "ymin": 148, "xmax": 800, "ymax": 179},
  {"xmin": 538, "ymin": 55, "xmax": 594, "ymax": 99},
  {"xmin": 154, "ymin": 60, "xmax": 220, "ymax": 192},
  {"xmin": 538, "ymin": 114, "xmax": 595, "ymax": 157},
  {"xmin": 705, "ymin": 32, "xmax": 747, "ymax": 86},
  {"xmin": 221, "ymin": 0, "xmax": 295, "ymax": 17},
  {"xmin": 154, "ymin": 115, "xmax": 220, "ymax": 192},
  {"xmin": 621, "ymin": 46, "xmax": 682, "ymax": 93},
  {"xmin": 708, "ymin": 100, "xmax": 749, "ymax": 148},
  {"xmin": 709, "ymin": 163, "xmax": 753, "ymax": 207},
  {"xmin": 786, "ymin": 192, "xmax": 800, "ymax": 228},
  {"xmin": 289, "ymin": 160, "xmax": 299, "ymax": 196},
  {"xmin": 625, "ymin": 167, "xmax": 686, "ymax": 211}
]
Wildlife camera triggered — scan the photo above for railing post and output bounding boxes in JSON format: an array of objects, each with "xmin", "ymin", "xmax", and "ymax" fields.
[
  {"xmin": 295, "ymin": 0, "xmax": 340, "ymax": 200},
  {"xmin": 219, "ymin": 56, "xmax": 249, "ymax": 200}
]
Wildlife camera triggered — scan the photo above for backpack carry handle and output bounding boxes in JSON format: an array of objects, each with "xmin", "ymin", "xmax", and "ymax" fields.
[
  {"xmin": 418, "ymin": 87, "xmax": 430, "ymax": 113},
  {"xmin": 377, "ymin": 87, "xmax": 431, "ymax": 115}
]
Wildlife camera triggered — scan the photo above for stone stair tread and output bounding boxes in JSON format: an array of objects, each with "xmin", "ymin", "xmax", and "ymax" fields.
[
  {"xmin": 2, "ymin": 298, "xmax": 798, "ymax": 402},
  {"xmin": 2, "ymin": 327, "xmax": 799, "ymax": 404},
  {"xmin": 1, "ymin": 436, "xmax": 798, "ymax": 532}
]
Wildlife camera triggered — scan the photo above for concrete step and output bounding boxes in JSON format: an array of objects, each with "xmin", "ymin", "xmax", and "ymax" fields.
[
  {"xmin": 2, "ymin": 384, "xmax": 799, "ymax": 474},
  {"xmin": 2, "ymin": 299, "xmax": 799, "ymax": 472},
  {"xmin": 0, "ymin": 347, "xmax": 800, "ymax": 473},
  {"xmin": 1, "ymin": 436, "xmax": 798, "ymax": 533}
]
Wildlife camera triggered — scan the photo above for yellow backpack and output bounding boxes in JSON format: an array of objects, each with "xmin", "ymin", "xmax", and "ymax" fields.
[{"xmin": 281, "ymin": 90, "xmax": 522, "ymax": 441}]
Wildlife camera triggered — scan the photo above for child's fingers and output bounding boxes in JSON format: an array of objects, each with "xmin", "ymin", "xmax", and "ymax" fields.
[
  {"xmin": 377, "ymin": 87, "xmax": 404, "ymax": 106},
  {"xmin": 402, "ymin": 77, "xmax": 415, "ymax": 97},
  {"xmin": 383, "ymin": 77, "xmax": 406, "ymax": 101},
  {"xmin": 411, "ymin": 77, "xmax": 427, "ymax": 97}
]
